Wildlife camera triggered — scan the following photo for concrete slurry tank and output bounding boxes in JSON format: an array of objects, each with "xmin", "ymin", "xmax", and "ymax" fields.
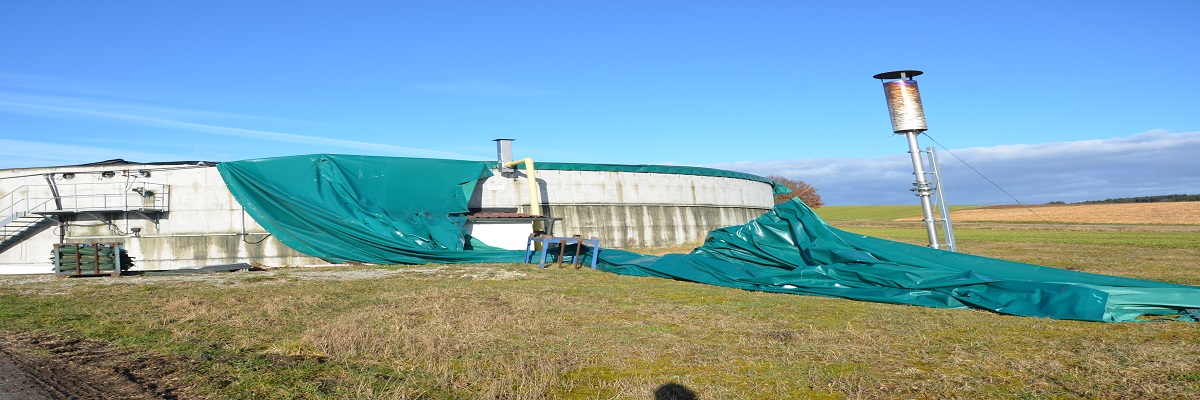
[
  {"xmin": 0, "ymin": 155, "xmax": 778, "ymax": 273},
  {"xmin": 472, "ymin": 163, "xmax": 776, "ymax": 248}
]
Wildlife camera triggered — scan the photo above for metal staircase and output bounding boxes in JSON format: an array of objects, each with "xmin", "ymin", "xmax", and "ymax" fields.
[
  {"xmin": 1, "ymin": 187, "xmax": 55, "ymax": 251},
  {"xmin": 0, "ymin": 211, "xmax": 53, "ymax": 251}
]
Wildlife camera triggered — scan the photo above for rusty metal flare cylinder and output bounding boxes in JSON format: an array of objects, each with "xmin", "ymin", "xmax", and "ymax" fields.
[{"xmin": 882, "ymin": 79, "xmax": 928, "ymax": 133}]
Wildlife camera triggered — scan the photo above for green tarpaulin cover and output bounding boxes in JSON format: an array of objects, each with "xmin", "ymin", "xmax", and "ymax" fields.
[
  {"xmin": 218, "ymin": 154, "xmax": 1200, "ymax": 322},
  {"xmin": 218, "ymin": 154, "xmax": 527, "ymax": 264}
]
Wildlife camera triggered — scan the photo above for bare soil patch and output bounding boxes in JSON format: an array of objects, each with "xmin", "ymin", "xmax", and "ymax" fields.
[
  {"xmin": 0, "ymin": 331, "xmax": 185, "ymax": 399},
  {"xmin": 898, "ymin": 202, "xmax": 1200, "ymax": 225}
]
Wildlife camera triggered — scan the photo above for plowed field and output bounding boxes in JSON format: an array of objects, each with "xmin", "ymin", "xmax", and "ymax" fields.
[{"xmin": 900, "ymin": 202, "xmax": 1200, "ymax": 225}]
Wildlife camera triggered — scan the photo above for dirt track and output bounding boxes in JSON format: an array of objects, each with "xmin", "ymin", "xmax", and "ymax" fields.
[{"xmin": 0, "ymin": 332, "xmax": 182, "ymax": 400}]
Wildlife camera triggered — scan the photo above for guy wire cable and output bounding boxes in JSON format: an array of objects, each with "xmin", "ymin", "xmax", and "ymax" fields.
[
  {"xmin": 921, "ymin": 133, "xmax": 1081, "ymax": 244},
  {"xmin": 789, "ymin": 128, "xmax": 894, "ymax": 202},
  {"xmin": 791, "ymin": 172, "xmax": 834, "ymax": 200}
]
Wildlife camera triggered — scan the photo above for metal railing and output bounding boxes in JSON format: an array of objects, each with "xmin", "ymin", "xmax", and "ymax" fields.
[
  {"xmin": 0, "ymin": 185, "xmax": 54, "ymax": 219},
  {"xmin": 1, "ymin": 182, "xmax": 170, "ymax": 217}
]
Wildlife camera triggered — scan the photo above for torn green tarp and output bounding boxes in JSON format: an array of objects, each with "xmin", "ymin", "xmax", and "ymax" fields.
[
  {"xmin": 594, "ymin": 199, "xmax": 1200, "ymax": 322},
  {"xmin": 217, "ymin": 154, "xmax": 1200, "ymax": 322},
  {"xmin": 217, "ymin": 154, "xmax": 527, "ymax": 264}
]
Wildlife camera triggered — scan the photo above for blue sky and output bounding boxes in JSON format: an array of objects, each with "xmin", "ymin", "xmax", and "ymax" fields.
[{"xmin": 1, "ymin": 1, "xmax": 1197, "ymax": 205}]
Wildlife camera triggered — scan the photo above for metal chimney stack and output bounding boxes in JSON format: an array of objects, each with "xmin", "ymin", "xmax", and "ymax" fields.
[
  {"xmin": 494, "ymin": 138, "xmax": 515, "ymax": 174},
  {"xmin": 873, "ymin": 70, "xmax": 940, "ymax": 249}
]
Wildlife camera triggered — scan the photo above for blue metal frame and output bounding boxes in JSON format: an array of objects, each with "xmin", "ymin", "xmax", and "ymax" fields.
[{"xmin": 523, "ymin": 235, "xmax": 601, "ymax": 269}]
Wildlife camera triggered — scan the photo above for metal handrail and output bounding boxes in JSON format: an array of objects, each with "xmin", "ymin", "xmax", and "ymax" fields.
[
  {"xmin": 0, "ymin": 185, "xmax": 53, "ymax": 217},
  {"xmin": 2, "ymin": 182, "xmax": 171, "ymax": 217}
]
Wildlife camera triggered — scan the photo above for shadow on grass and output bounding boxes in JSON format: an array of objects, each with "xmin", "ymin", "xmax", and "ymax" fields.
[{"xmin": 655, "ymin": 382, "xmax": 697, "ymax": 400}]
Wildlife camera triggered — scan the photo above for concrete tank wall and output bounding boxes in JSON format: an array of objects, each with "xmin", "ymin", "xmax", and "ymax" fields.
[
  {"xmin": 472, "ymin": 168, "xmax": 775, "ymax": 247},
  {"xmin": 544, "ymin": 204, "xmax": 766, "ymax": 248}
]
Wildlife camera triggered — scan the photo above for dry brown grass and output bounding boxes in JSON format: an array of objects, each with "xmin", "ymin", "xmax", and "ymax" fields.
[
  {"xmin": 4, "ymin": 217, "xmax": 1200, "ymax": 399},
  {"xmin": 897, "ymin": 202, "xmax": 1200, "ymax": 225},
  {"xmin": 3, "ymin": 261, "xmax": 1199, "ymax": 399}
]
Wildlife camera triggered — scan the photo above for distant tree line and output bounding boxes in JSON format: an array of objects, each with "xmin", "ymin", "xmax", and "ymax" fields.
[{"xmin": 1073, "ymin": 194, "xmax": 1200, "ymax": 204}]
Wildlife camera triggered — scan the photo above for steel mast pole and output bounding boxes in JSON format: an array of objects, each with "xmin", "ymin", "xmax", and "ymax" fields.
[
  {"xmin": 903, "ymin": 132, "xmax": 939, "ymax": 248},
  {"xmin": 874, "ymin": 70, "xmax": 941, "ymax": 249}
]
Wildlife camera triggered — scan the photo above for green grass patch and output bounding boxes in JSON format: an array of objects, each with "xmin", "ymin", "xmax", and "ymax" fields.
[{"xmin": 816, "ymin": 205, "xmax": 978, "ymax": 221}]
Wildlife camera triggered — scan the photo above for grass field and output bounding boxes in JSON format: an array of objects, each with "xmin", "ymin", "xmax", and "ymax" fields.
[
  {"xmin": 2, "ymin": 204, "xmax": 1199, "ymax": 399},
  {"xmin": 814, "ymin": 205, "xmax": 927, "ymax": 221},
  {"xmin": 815, "ymin": 205, "xmax": 977, "ymax": 221}
]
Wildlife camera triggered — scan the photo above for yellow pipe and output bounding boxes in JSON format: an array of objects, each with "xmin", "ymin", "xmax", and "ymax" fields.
[{"xmin": 504, "ymin": 158, "xmax": 544, "ymax": 234}]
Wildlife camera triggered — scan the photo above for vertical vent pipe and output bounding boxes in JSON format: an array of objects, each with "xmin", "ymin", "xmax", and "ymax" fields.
[
  {"xmin": 493, "ymin": 138, "xmax": 545, "ymax": 234},
  {"xmin": 494, "ymin": 139, "xmax": 515, "ymax": 174},
  {"xmin": 873, "ymin": 70, "xmax": 940, "ymax": 249}
]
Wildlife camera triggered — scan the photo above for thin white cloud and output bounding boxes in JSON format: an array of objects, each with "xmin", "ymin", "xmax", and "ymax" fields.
[
  {"xmin": 0, "ymin": 71, "xmax": 139, "ymax": 100},
  {"xmin": 949, "ymin": 130, "xmax": 1196, "ymax": 160},
  {"xmin": 0, "ymin": 139, "xmax": 193, "ymax": 168},
  {"xmin": 0, "ymin": 71, "xmax": 316, "ymax": 125},
  {"xmin": 0, "ymin": 93, "xmax": 487, "ymax": 161},
  {"xmin": 413, "ymin": 80, "xmax": 560, "ymax": 97},
  {"xmin": 0, "ymin": 90, "xmax": 282, "ymax": 123},
  {"xmin": 710, "ymin": 131, "xmax": 1200, "ymax": 205}
]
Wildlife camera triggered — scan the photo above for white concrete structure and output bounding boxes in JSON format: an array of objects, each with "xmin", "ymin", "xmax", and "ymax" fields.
[
  {"xmin": 462, "ymin": 220, "xmax": 536, "ymax": 250},
  {"xmin": 2, "ymin": 159, "xmax": 776, "ymax": 273},
  {"xmin": 474, "ymin": 169, "xmax": 774, "ymax": 248},
  {"xmin": 0, "ymin": 162, "xmax": 324, "ymax": 273}
]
